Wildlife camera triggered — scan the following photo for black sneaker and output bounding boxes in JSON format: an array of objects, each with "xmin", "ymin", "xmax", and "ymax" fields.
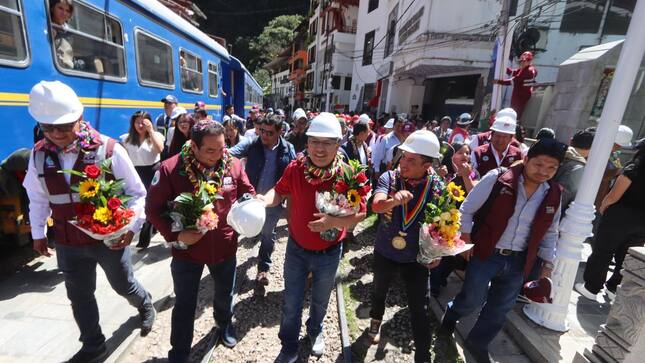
[
  {"xmin": 220, "ymin": 324, "xmax": 237, "ymax": 348},
  {"xmin": 67, "ymin": 345, "xmax": 108, "ymax": 363},
  {"xmin": 139, "ymin": 295, "xmax": 156, "ymax": 337}
]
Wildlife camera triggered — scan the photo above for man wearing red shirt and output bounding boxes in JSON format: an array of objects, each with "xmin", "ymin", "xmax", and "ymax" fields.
[
  {"xmin": 260, "ymin": 112, "xmax": 367, "ymax": 362},
  {"xmin": 494, "ymin": 51, "xmax": 537, "ymax": 120},
  {"xmin": 145, "ymin": 121, "xmax": 255, "ymax": 363}
]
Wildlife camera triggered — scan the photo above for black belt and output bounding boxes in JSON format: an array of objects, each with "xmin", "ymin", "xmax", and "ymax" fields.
[
  {"xmin": 293, "ymin": 240, "xmax": 341, "ymax": 255},
  {"xmin": 494, "ymin": 248, "xmax": 525, "ymax": 257}
]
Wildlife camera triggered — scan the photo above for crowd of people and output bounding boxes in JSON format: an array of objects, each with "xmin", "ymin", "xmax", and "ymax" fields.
[{"xmin": 24, "ymin": 79, "xmax": 645, "ymax": 363}]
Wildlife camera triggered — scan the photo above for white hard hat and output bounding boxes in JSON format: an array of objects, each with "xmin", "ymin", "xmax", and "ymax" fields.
[
  {"xmin": 615, "ymin": 125, "xmax": 633, "ymax": 147},
  {"xmin": 28, "ymin": 81, "xmax": 83, "ymax": 125},
  {"xmin": 306, "ymin": 112, "xmax": 342, "ymax": 139},
  {"xmin": 226, "ymin": 194, "xmax": 266, "ymax": 238},
  {"xmin": 293, "ymin": 108, "xmax": 306, "ymax": 120},
  {"xmin": 359, "ymin": 114, "xmax": 370, "ymax": 123},
  {"xmin": 490, "ymin": 115, "xmax": 517, "ymax": 135},
  {"xmin": 384, "ymin": 118, "xmax": 395, "ymax": 129},
  {"xmin": 171, "ymin": 106, "xmax": 187, "ymax": 120},
  {"xmin": 397, "ymin": 130, "xmax": 441, "ymax": 158},
  {"xmin": 496, "ymin": 107, "xmax": 517, "ymax": 122}
]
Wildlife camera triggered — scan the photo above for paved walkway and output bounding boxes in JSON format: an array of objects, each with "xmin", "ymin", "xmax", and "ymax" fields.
[{"xmin": 0, "ymin": 235, "xmax": 174, "ymax": 363}]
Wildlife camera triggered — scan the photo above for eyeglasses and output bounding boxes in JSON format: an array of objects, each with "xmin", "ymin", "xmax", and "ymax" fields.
[
  {"xmin": 39, "ymin": 122, "xmax": 76, "ymax": 133},
  {"xmin": 308, "ymin": 138, "xmax": 338, "ymax": 148},
  {"xmin": 259, "ymin": 128, "xmax": 276, "ymax": 136}
]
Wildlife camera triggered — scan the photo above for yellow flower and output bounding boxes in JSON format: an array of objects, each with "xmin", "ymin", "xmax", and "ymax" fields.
[
  {"xmin": 79, "ymin": 179, "xmax": 100, "ymax": 199},
  {"xmin": 347, "ymin": 189, "xmax": 361, "ymax": 208},
  {"xmin": 440, "ymin": 212, "xmax": 452, "ymax": 222},
  {"xmin": 204, "ymin": 182, "xmax": 217, "ymax": 196},
  {"xmin": 93, "ymin": 207, "xmax": 112, "ymax": 224},
  {"xmin": 447, "ymin": 182, "xmax": 465, "ymax": 202}
]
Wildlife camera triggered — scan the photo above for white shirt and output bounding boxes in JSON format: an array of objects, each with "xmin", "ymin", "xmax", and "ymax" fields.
[
  {"xmin": 23, "ymin": 143, "xmax": 147, "ymax": 239},
  {"xmin": 471, "ymin": 143, "xmax": 510, "ymax": 171},
  {"xmin": 244, "ymin": 129, "xmax": 257, "ymax": 139},
  {"xmin": 165, "ymin": 127, "xmax": 175, "ymax": 147},
  {"xmin": 358, "ymin": 144, "xmax": 367, "ymax": 165},
  {"xmin": 372, "ymin": 132, "xmax": 402, "ymax": 173},
  {"xmin": 119, "ymin": 132, "xmax": 164, "ymax": 166}
]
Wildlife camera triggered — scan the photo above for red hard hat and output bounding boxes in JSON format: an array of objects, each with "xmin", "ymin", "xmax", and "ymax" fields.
[
  {"xmin": 522, "ymin": 277, "xmax": 552, "ymax": 303},
  {"xmin": 520, "ymin": 51, "xmax": 534, "ymax": 61}
]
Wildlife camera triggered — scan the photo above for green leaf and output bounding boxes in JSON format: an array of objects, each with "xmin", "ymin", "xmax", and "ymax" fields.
[{"xmin": 58, "ymin": 169, "xmax": 86, "ymax": 178}]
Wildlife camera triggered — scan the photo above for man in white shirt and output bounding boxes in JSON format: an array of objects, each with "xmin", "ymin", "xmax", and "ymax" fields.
[
  {"xmin": 371, "ymin": 116, "xmax": 411, "ymax": 175},
  {"xmin": 23, "ymin": 81, "xmax": 155, "ymax": 363}
]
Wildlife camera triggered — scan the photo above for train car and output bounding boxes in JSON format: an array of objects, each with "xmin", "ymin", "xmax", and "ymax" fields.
[{"xmin": 0, "ymin": 0, "xmax": 261, "ymax": 244}]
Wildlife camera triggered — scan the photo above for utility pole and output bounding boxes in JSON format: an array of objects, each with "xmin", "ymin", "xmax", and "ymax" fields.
[
  {"xmin": 325, "ymin": 34, "xmax": 335, "ymax": 112},
  {"xmin": 491, "ymin": 0, "xmax": 511, "ymax": 111},
  {"xmin": 523, "ymin": 0, "xmax": 645, "ymax": 331}
]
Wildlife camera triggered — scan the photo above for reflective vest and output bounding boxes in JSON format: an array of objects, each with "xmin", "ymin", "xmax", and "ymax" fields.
[
  {"xmin": 472, "ymin": 165, "xmax": 561, "ymax": 277},
  {"xmin": 34, "ymin": 136, "xmax": 116, "ymax": 246}
]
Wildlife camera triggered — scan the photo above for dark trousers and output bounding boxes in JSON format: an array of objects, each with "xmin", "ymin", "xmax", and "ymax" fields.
[
  {"xmin": 168, "ymin": 257, "xmax": 237, "ymax": 363},
  {"xmin": 135, "ymin": 164, "xmax": 157, "ymax": 247},
  {"xmin": 584, "ymin": 204, "xmax": 645, "ymax": 293},
  {"xmin": 370, "ymin": 251, "xmax": 431, "ymax": 363},
  {"xmin": 56, "ymin": 243, "xmax": 150, "ymax": 352}
]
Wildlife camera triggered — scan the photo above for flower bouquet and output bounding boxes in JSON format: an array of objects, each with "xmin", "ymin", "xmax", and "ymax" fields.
[
  {"xmin": 315, "ymin": 160, "xmax": 371, "ymax": 241},
  {"xmin": 167, "ymin": 180, "xmax": 222, "ymax": 249},
  {"xmin": 417, "ymin": 182, "xmax": 473, "ymax": 264},
  {"xmin": 62, "ymin": 161, "xmax": 136, "ymax": 247}
]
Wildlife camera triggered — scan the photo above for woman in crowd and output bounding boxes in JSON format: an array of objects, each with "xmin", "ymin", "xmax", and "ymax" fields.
[
  {"xmin": 168, "ymin": 112, "xmax": 195, "ymax": 157},
  {"xmin": 223, "ymin": 118, "xmax": 244, "ymax": 148},
  {"xmin": 120, "ymin": 110, "xmax": 165, "ymax": 248},
  {"xmin": 577, "ymin": 139, "xmax": 645, "ymax": 301},
  {"xmin": 50, "ymin": 0, "xmax": 78, "ymax": 70},
  {"xmin": 430, "ymin": 142, "xmax": 479, "ymax": 296}
]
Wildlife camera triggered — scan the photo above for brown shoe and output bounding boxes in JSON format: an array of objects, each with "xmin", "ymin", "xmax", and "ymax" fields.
[
  {"xmin": 368, "ymin": 319, "xmax": 381, "ymax": 344},
  {"xmin": 256, "ymin": 271, "xmax": 269, "ymax": 286}
]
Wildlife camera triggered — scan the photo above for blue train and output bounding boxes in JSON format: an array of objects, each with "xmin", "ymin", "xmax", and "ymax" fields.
[{"xmin": 0, "ymin": 0, "xmax": 263, "ymax": 160}]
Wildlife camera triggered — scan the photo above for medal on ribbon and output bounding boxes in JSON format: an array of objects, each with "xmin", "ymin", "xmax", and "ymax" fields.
[{"xmin": 391, "ymin": 173, "xmax": 433, "ymax": 250}]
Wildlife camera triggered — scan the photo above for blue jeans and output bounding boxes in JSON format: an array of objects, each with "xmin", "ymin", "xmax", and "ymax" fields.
[
  {"xmin": 55, "ymin": 243, "xmax": 150, "ymax": 352},
  {"xmin": 168, "ymin": 257, "xmax": 237, "ymax": 363},
  {"xmin": 443, "ymin": 253, "xmax": 525, "ymax": 357},
  {"xmin": 278, "ymin": 238, "xmax": 342, "ymax": 355},
  {"xmin": 258, "ymin": 205, "xmax": 283, "ymax": 272}
]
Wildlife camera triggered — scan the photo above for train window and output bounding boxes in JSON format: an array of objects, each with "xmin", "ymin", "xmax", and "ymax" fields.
[
  {"xmin": 0, "ymin": 0, "xmax": 29, "ymax": 67},
  {"xmin": 48, "ymin": 0, "xmax": 126, "ymax": 80},
  {"xmin": 208, "ymin": 62, "xmax": 218, "ymax": 97},
  {"xmin": 135, "ymin": 29, "xmax": 174, "ymax": 88},
  {"xmin": 179, "ymin": 49, "xmax": 203, "ymax": 93}
]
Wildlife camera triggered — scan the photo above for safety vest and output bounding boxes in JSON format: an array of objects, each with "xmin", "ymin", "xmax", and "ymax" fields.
[{"xmin": 34, "ymin": 135, "xmax": 116, "ymax": 246}]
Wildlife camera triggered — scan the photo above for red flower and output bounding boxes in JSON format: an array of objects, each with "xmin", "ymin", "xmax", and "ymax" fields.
[
  {"xmin": 355, "ymin": 172, "xmax": 368, "ymax": 184},
  {"xmin": 357, "ymin": 185, "xmax": 371, "ymax": 196},
  {"xmin": 107, "ymin": 197, "xmax": 122, "ymax": 210},
  {"xmin": 84, "ymin": 164, "xmax": 101, "ymax": 179},
  {"xmin": 75, "ymin": 203, "xmax": 95, "ymax": 217},
  {"xmin": 335, "ymin": 180, "xmax": 349, "ymax": 194}
]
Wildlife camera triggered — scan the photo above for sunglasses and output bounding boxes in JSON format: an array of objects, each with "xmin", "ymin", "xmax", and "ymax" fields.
[{"xmin": 39, "ymin": 122, "xmax": 76, "ymax": 133}]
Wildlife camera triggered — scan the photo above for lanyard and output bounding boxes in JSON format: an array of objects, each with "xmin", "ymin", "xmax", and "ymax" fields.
[{"xmin": 398, "ymin": 173, "xmax": 433, "ymax": 232}]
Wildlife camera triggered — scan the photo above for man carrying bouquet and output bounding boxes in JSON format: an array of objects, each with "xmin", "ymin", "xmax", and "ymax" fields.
[
  {"xmin": 258, "ymin": 112, "xmax": 367, "ymax": 363},
  {"xmin": 370, "ymin": 130, "xmax": 443, "ymax": 363},
  {"xmin": 440, "ymin": 138, "xmax": 567, "ymax": 362},
  {"xmin": 23, "ymin": 81, "xmax": 154, "ymax": 363},
  {"xmin": 145, "ymin": 120, "xmax": 254, "ymax": 363}
]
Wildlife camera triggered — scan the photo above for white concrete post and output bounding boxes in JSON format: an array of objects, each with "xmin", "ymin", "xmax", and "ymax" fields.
[{"xmin": 523, "ymin": 0, "xmax": 645, "ymax": 332}]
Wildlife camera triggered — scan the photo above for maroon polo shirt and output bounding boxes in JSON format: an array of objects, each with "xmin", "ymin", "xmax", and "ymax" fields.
[
  {"xmin": 274, "ymin": 160, "xmax": 366, "ymax": 251},
  {"xmin": 146, "ymin": 154, "xmax": 255, "ymax": 264}
]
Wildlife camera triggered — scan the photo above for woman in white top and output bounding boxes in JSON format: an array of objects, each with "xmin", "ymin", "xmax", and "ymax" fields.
[{"xmin": 120, "ymin": 111, "xmax": 164, "ymax": 248}]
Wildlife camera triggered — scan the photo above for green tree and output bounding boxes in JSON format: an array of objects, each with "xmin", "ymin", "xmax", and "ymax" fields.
[
  {"xmin": 253, "ymin": 68, "xmax": 271, "ymax": 95},
  {"xmin": 250, "ymin": 14, "xmax": 304, "ymax": 64}
]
